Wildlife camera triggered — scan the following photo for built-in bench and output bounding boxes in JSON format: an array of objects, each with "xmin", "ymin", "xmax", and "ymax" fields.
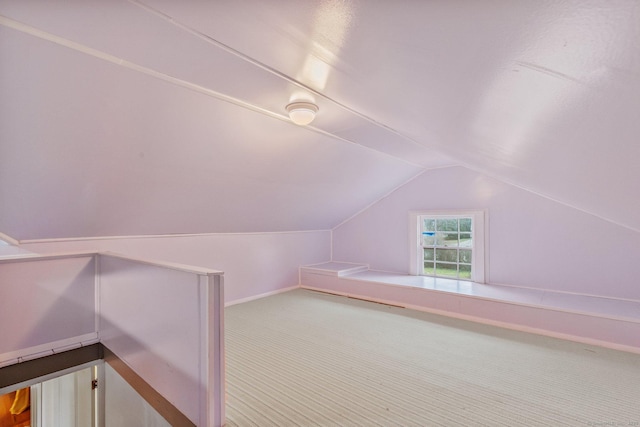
[{"xmin": 300, "ymin": 262, "xmax": 640, "ymax": 354}]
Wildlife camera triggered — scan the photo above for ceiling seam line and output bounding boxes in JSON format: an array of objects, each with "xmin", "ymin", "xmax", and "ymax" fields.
[
  {"xmin": 305, "ymin": 128, "xmax": 428, "ymax": 168},
  {"xmin": 128, "ymin": 0, "xmax": 445, "ymax": 153},
  {"xmin": 0, "ymin": 14, "xmax": 429, "ymax": 169},
  {"xmin": 135, "ymin": 3, "xmax": 631, "ymax": 229},
  {"xmin": 332, "ymin": 160, "xmax": 640, "ymax": 235},
  {"xmin": 331, "ymin": 166, "xmax": 459, "ymax": 231},
  {"xmin": 454, "ymin": 163, "xmax": 640, "ymax": 235},
  {"xmin": 6, "ymin": 15, "xmax": 628, "ymax": 235},
  {"xmin": 0, "ymin": 15, "xmax": 269, "ymax": 115}
]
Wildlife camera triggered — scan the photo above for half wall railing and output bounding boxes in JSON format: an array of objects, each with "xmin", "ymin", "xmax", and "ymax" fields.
[{"xmin": 0, "ymin": 252, "xmax": 224, "ymax": 427}]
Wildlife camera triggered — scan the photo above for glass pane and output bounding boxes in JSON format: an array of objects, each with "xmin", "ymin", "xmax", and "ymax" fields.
[
  {"xmin": 435, "ymin": 248, "xmax": 458, "ymax": 263},
  {"xmin": 459, "ymin": 264, "xmax": 472, "ymax": 279},
  {"xmin": 459, "ymin": 218, "xmax": 472, "ymax": 232},
  {"xmin": 459, "ymin": 233, "xmax": 472, "ymax": 248},
  {"xmin": 423, "ymin": 262, "xmax": 435, "ymax": 276},
  {"xmin": 459, "ymin": 249, "xmax": 472, "ymax": 264},
  {"xmin": 436, "ymin": 232, "xmax": 458, "ymax": 247},
  {"xmin": 422, "ymin": 232, "xmax": 435, "ymax": 246},
  {"xmin": 436, "ymin": 218, "xmax": 458, "ymax": 232},
  {"xmin": 423, "ymin": 218, "xmax": 435, "ymax": 232},
  {"xmin": 435, "ymin": 263, "xmax": 457, "ymax": 278},
  {"xmin": 423, "ymin": 248, "xmax": 434, "ymax": 261}
]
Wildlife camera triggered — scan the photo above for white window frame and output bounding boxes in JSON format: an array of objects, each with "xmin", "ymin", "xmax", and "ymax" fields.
[{"xmin": 409, "ymin": 210, "xmax": 487, "ymax": 283}]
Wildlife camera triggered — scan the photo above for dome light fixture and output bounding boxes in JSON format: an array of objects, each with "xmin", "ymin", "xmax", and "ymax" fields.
[{"xmin": 286, "ymin": 101, "xmax": 319, "ymax": 126}]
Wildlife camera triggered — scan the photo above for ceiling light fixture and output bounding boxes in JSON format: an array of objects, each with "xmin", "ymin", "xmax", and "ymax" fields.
[{"xmin": 286, "ymin": 101, "xmax": 319, "ymax": 126}]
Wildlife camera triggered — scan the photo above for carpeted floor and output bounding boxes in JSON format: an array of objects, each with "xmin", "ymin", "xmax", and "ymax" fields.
[{"xmin": 225, "ymin": 289, "xmax": 640, "ymax": 426}]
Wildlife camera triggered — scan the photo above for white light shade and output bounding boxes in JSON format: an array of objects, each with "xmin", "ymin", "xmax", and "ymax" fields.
[{"xmin": 286, "ymin": 102, "xmax": 319, "ymax": 126}]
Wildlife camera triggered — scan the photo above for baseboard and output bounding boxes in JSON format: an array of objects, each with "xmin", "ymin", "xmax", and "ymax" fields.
[{"xmin": 225, "ymin": 285, "xmax": 300, "ymax": 307}]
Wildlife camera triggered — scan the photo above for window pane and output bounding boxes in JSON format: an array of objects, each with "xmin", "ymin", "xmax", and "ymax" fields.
[
  {"xmin": 435, "ymin": 263, "xmax": 457, "ymax": 278},
  {"xmin": 419, "ymin": 214, "xmax": 477, "ymax": 281},
  {"xmin": 422, "ymin": 232, "xmax": 435, "ymax": 246},
  {"xmin": 436, "ymin": 218, "xmax": 458, "ymax": 232},
  {"xmin": 436, "ymin": 232, "xmax": 458, "ymax": 247},
  {"xmin": 459, "ymin": 233, "xmax": 472, "ymax": 247},
  {"xmin": 459, "ymin": 249, "xmax": 472, "ymax": 263},
  {"xmin": 423, "ymin": 218, "xmax": 435, "ymax": 232},
  {"xmin": 435, "ymin": 248, "xmax": 458, "ymax": 263},
  {"xmin": 459, "ymin": 264, "xmax": 471, "ymax": 279},
  {"xmin": 423, "ymin": 248, "xmax": 434, "ymax": 261},
  {"xmin": 423, "ymin": 262, "xmax": 435, "ymax": 276}
]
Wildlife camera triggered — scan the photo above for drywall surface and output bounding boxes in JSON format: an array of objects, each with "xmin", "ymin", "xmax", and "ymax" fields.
[
  {"xmin": 332, "ymin": 166, "xmax": 640, "ymax": 300},
  {"xmin": 23, "ymin": 231, "xmax": 330, "ymax": 304},
  {"xmin": 105, "ymin": 364, "xmax": 171, "ymax": 427},
  {"xmin": 99, "ymin": 255, "xmax": 209, "ymax": 424},
  {"xmin": 0, "ymin": 256, "xmax": 96, "ymax": 360}
]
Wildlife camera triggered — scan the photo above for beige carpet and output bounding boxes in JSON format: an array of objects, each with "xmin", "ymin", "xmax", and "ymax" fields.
[{"xmin": 225, "ymin": 289, "xmax": 640, "ymax": 426}]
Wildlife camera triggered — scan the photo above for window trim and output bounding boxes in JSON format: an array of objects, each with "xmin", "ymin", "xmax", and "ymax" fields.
[
  {"xmin": 409, "ymin": 210, "xmax": 487, "ymax": 283},
  {"xmin": 0, "ymin": 231, "xmax": 19, "ymax": 246}
]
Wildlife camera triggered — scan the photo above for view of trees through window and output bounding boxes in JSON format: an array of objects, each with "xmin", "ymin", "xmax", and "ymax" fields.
[{"xmin": 421, "ymin": 217, "xmax": 472, "ymax": 279}]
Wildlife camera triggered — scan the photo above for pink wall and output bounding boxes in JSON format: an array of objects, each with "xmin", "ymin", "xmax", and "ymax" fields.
[
  {"xmin": 23, "ymin": 231, "xmax": 330, "ymax": 304},
  {"xmin": 332, "ymin": 166, "xmax": 640, "ymax": 300},
  {"xmin": 99, "ymin": 255, "xmax": 221, "ymax": 424},
  {"xmin": 0, "ymin": 255, "xmax": 96, "ymax": 363}
]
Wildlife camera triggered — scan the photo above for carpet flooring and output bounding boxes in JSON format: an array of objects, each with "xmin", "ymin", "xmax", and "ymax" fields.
[{"xmin": 225, "ymin": 289, "xmax": 640, "ymax": 426}]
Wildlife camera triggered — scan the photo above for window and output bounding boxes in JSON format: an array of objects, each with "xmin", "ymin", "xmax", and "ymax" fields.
[
  {"xmin": 422, "ymin": 217, "xmax": 473, "ymax": 279},
  {"xmin": 409, "ymin": 210, "xmax": 486, "ymax": 283}
]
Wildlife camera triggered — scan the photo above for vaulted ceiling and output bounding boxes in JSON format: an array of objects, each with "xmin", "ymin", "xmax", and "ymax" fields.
[{"xmin": 1, "ymin": 0, "xmax": 639, "ymax": 240}]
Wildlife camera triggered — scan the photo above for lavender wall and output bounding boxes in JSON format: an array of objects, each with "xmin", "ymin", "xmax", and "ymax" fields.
[
  {"xmin": 0, "ymin": 255, "xmax": 96, "ymax": 364},
  {"xmin": 105, "ymin": 364, "xmax": 171, "ymax": 427},
  {"xmin": 332, "ymin": 166, "xmax": 640, "ymax": 300},
  {"xmin": 99, "ymin": 255, "xmax": 212, "ymax": 424},
  {"xmin": 23, "ymin": 231, "xmax": 330, "ymax": 304}
]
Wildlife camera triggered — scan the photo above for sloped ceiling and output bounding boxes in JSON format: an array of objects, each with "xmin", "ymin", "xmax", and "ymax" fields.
[{"xmin": 1, "ymin": 0, "xmax": 639, "ymax": 240}]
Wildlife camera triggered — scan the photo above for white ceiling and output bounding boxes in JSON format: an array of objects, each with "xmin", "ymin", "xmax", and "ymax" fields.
[{"xmin": 1, "ymin": 0, "xmax": 639, "ymax": 240}]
